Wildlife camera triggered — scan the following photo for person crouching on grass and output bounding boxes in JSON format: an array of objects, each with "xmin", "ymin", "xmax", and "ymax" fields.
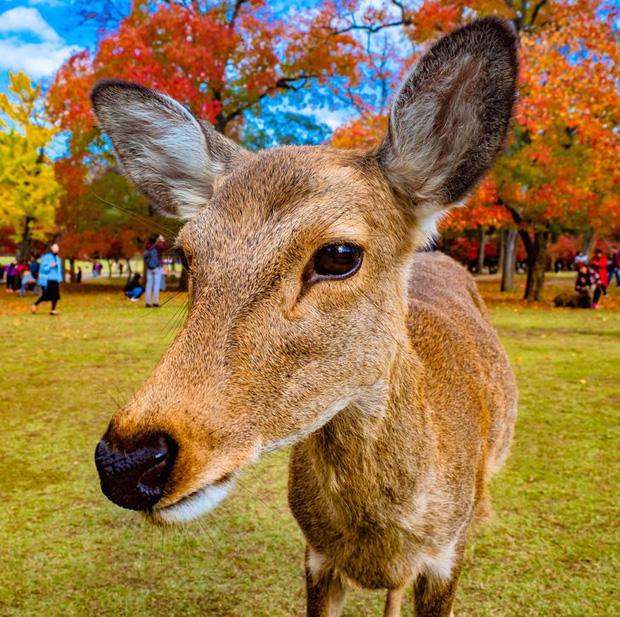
[
  {"xmin": 31, "ymin": 243, "xmax": 63, "ymax": 315},
  {"xmin": 575, "ymin": 262, "xmax": 603, "ymax": 309},
  {"xmin": 124, "ymin": 273, "xmax": 144, "ymax": 301}
]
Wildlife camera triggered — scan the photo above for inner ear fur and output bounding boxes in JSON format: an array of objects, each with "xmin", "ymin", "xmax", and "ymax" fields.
[
  {"xmin": 90, "ymin": 80, "xmax": 247, "ymax": 220},
  {"xmin": 376, "ymin": 17, "xmax": 518, "ymax": 214}
]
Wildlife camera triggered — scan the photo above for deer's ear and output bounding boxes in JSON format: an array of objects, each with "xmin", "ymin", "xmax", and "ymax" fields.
[
  {"xmin": 377, "ymin": 17, "xmax": 517, "ymax": 217},
  {"xmin": 90, "ymin": 80, "xmax": 246, "ymax": 220}
]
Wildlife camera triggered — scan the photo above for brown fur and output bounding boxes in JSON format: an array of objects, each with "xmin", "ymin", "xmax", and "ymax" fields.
[{"xmin": 92, "ymin": 18, "xmax": 518, "ymax": 616}]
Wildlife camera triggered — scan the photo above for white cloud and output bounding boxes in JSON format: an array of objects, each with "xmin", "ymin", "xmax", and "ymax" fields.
[
  {"xmin": 0, "ymin": 7, "xmax": 80, "ymax": 80},
  {"xmin": 0, "ymin": 39, "xmax": 79, "ymax": 80},
  {"xmin": 313, "ymin": 107, "xmax": 352, "ymax": 130},
  {"xmin": 0, "ymin": 6, "xmax": 60, "ymax": 43}
]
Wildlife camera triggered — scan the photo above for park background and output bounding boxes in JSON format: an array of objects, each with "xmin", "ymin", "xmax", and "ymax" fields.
[{"xmin": 1, "ymin": 0, "xmax": 618, "ymax": 615}]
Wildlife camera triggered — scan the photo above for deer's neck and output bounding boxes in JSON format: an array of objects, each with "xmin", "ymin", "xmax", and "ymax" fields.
[{"xmin": 306, "ymin": 347, "xmax": 437, "ymax": 519}]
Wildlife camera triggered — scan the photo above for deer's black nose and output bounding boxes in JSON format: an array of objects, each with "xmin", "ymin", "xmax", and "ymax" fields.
[{"xmin": 94, "ymin": 434, "xmax": 177, "ymax": 511}]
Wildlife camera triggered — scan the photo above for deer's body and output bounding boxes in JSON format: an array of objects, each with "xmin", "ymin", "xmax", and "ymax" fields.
[
  {"xmin": 92, "ymin": 18, "xmax": 518, "ymax": 616},
  {"xmin": 290, "ymin": 252, "xmax": 516, "ymax": 611}
]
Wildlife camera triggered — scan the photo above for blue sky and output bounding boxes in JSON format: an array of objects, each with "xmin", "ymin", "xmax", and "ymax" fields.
[
  {"xmin": 0, "ymin": 0, "xmax": 339, "ymax": 89},
  {"xmin": 0, "ymin": 0, "xmax": 394, "ymax": 134},
  {"xmin": 0, "ymin": 0, "xmax": 109, "ymax": 91}
]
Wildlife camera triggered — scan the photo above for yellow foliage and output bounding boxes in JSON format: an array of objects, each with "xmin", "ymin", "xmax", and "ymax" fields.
[{"xmin": 0, "ymin": 72, "xmax": 61, "ymax": 245}]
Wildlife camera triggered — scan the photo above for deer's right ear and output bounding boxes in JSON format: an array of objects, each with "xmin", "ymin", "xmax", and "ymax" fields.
[
  {"xmin": 90, "ymin": 80, "xmax": 246, "ymax": 219},
  {"xmin": 377, "ymin": 18, "xmax": 517, "ymax": 220}
]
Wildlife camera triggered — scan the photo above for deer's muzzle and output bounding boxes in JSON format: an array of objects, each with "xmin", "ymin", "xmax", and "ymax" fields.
[{"xmin": 94, "ymin": 434, "xmax": 177, "ymax": 511}]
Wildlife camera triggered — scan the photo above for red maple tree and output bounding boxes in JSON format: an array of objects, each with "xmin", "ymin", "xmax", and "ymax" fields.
[
  {"xmin": 47, "ymin": 0, "xmax": 369, "ymax": 274},
  {"xmin": 329, "ymin": 0, "xmax": 619, "ymax": 300}
]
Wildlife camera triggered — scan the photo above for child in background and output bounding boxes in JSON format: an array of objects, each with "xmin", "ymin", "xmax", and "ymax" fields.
[{"xmin": 18, "ymin": 269, "xmax": 35, "ymax": 297}]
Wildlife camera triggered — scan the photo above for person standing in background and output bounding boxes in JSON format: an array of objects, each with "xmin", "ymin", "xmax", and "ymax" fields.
[
  {"xmin": 29, "ymin": 256, "xmax": 41, "ymax": 294},
  {"xmin": 15, "ymin": 261, "xmax": 28, "ymax": 292},
  {"xmin": 574, "ymin": 251, "xmax": 587, "ymax": 269},
  {"xmin": 143, "ymin": 233, "xmax": 168, "ymax": 308},
  {"xmin": 29, "ymin": 257, "xmax": 39, "ymax": 279},
  {"xmin": 612, "ymin": 246, "xmax": 620, "ymax": 287},
  {"xmin": 590, "ymin": 249, "xmax": 609, "ymax": 297},
  {"xmin": 31, "ymin": 243, "xmax": 63, "ymax": 315},
  {"xmin": 5, "ymin": 261, "xmax": 18, "ymax": 293}
]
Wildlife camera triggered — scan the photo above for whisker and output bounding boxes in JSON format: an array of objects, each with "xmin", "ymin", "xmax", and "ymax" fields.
[
  {"xmin": 161, "ymin": 299, "xmax": 188, "ymax": 340},
  {"xmin": 234, "ymin": 476, "xmax": 283, "ymax": 519},
  {"xmin": 90, "ymin": 191, "xmax": 176, "ymax": 241},
  {"xmin": 160, "ymin": 290, "xmax": 183, "ymax": 305},
  {"xmin": 195, "ymin": 518, "xmax": 220, "ymax": 555}
]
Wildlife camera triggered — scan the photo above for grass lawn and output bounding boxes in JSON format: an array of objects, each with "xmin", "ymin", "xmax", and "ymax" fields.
[{"xmin": 1, "ymin": 274, "xmax": 618, "ymax": 616}]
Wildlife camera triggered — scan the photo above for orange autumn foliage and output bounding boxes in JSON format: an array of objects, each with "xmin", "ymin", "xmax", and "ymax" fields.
[
  {"xmin": 47, "ymin": 0, "xmax": 368, "ymax": 260},
  {"xmin": 330, "ymin": 0, "xmax": 619, "ymax": 237}
]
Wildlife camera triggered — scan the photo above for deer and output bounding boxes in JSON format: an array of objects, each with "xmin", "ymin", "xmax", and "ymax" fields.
[{"xmin": 93, "ymin": 17, "xmax": 518, "ymax": 616}]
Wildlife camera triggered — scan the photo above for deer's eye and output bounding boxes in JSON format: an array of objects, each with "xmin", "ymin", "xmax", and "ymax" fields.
[{"xmin": 307, "ymin": 243, "xmax": 363, "ymax": 282}]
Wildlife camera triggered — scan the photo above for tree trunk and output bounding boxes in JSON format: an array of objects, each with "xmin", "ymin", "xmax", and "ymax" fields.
[
  {"xmin": 69, "ymin": 258, "xmax": 76, "ymax": 283},
  {"xmin": 498, "ymin": 229, "xmax": 506, "ymax": 275},
  {"xmin": 18, "ymin": 216, "xmax": 34, "ymax": 261},
  {"xmin": 581, "ymin": 228, "xmax": 597, "ymax": 258},
  {"xmin": 107, "ymin": 259, "xmax": 113, "ymax": 277},
  {"xmin": 524, "ymin": 229, "xmax": 550, "ymax": 302},
  {"xmin": 476, "ymin": 227, "xmax": 486, "ymax": 274},
  {"xmin": 126, "ymin": 259, "xmax": 132, "ymax": 275},
  {"xmin": 501, "ymin": 229, "xmax": 518, "ymax": 292}
]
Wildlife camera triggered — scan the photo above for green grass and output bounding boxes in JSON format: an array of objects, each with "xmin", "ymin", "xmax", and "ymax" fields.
[{"xmin": 1, "ymin": 279, "xmax": 618, "ymax": 616}]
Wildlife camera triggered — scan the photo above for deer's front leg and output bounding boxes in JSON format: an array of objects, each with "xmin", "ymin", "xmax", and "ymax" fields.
[
  {"xmin": 413, "ymin": 567, "xmax": 461, "ymax": 617},
  {"xmin": 305, "ymin": 545, "xmax": 346, "ymax": 617},
  {"xmin": 383, "ymin": 586, "xmax": 407, "ymax": 617}
]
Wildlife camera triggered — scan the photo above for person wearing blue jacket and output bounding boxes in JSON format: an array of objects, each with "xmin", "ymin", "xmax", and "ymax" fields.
[{"xmin": 31, "ymin": 243, "xmax": 63, "ymax": 315}]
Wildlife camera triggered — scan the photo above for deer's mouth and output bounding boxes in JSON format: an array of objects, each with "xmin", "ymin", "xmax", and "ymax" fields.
[{"xmin": 149, "ymin": 474, "xmax": 236, "ymax": 526}]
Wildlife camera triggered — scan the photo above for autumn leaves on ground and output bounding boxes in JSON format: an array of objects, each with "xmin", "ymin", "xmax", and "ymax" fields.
[{"xmin": 1, "ymin": 276, "xmax": 617, "ymax": 616}]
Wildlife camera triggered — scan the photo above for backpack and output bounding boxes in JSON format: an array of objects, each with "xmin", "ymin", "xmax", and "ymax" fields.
[{"xmin": 144, "ymin": 247, "xmax": 158, "ymax": 269}]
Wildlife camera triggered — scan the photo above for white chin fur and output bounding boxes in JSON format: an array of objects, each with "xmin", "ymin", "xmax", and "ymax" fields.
[{"xmin": 151, "ymin": 479, "xmax": 234, "ymax": 525}]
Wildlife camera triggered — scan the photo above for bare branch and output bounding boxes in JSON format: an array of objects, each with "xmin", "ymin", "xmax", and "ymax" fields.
[
  {"xmin": 328, "ymin": 19, "xmax": 411, "ymax": 36},
  {"xmin": 229, "ymin": 0, "xmax": 248, "ymax": 26},
  {"xmin": 530, "ymin": 0, "xmax": 549, "ymax": 26},
  {"xmin": 324, "ymin": 0, "xmax": 412, "ymax": 38},
  {"xmin": 503, "ymin": 0, "xmax": 525, "ymax": 32},
  {"xmin": 216, "ymin": 74, "xmax": 314, "ymax": 132}
]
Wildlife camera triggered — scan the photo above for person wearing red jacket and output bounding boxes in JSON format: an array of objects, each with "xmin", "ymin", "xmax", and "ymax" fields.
[{"xmin": 590, "ymin": 249, "xmax": 609, "ymax": 297}]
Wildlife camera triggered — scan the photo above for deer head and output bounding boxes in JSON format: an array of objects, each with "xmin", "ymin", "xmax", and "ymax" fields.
[{"xmin": 93, "ymin": 18, "xmax": 517, "ymax": 525}]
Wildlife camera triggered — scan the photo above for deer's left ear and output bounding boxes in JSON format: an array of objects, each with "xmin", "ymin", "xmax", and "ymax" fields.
[
  {"xmin": 91, "ymin": 80, "xmax": 247, "ymax": 220},
  {"xmin": 377, "ymin": 17, "xmax": 517, "ymax": 217}
]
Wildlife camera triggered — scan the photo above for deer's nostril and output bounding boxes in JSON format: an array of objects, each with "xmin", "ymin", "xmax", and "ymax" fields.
[
  {"xmin": 138, "ymin": 458, "xmax": 169, "ymax": 490},
  {"xmin": 94, "ymin": 434, "xmax": 177, "ymax": 511}
]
